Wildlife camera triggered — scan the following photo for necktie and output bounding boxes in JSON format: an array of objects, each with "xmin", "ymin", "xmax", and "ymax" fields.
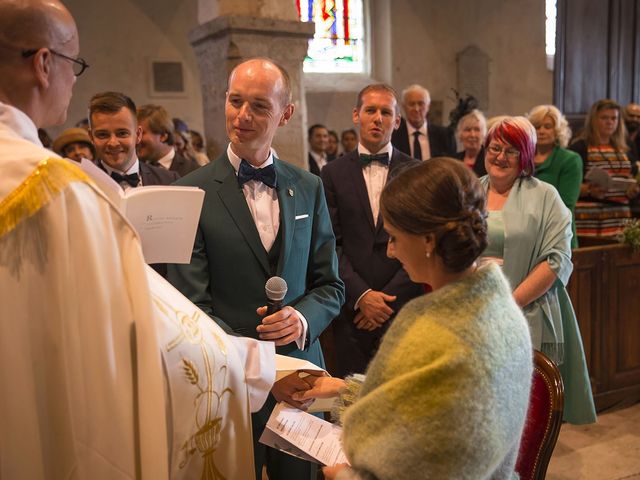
[
  {"xmin": 110, "ymin": 171, "xmax": 139, "ymax": 187},
  {"xmin": 359, "ymin": 153, "xmax": 389, "ymax": 166},
  {"xmin": 412, "ymin": 131, "xmax": 423, "ymax": 160},
  {"xmin": 237, "ymin": 159, "xmax": 277, "ymax": 188}
]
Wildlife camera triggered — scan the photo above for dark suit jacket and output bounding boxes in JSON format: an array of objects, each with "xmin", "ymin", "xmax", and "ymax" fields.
[
  {"xmin": 308, "ymin": 153, "xmax": 321, "ymax": 176},
  {"xmin": 140, "ymin": 160, "xmax": 180, "ymax": 185},
  {"xmin": 98, "ymin": 160, "xmax": 180, "ymax": 277},
  {"xmin": 167, "ymin": 153, "xmax": 345, "ymax": 367},
  {"xmin": 97, "ymin": 159, "xmax": 178, "ymax": 186},
  {"xmin": 168, "ymin": 152, "xmax": 200, "ymax": 178},
  {"xmin": 454, "ymin": 147, "xmax": 487, "ymax": 177},
  {"xmin": 321, "ymin": 148, "xmax": 423, "ymax": 374},
  {"xmin": 391, "ymin": 117, "xmax": 457, "ymax": 159}
]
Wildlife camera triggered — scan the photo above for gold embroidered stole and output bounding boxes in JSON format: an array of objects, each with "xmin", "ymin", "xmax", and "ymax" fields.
[{"xmin": 0, "ymin": 157, "xmax": 90, "ymax": 237}]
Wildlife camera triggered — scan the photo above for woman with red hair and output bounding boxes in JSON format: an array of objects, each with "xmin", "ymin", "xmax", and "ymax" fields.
[{"xmin": 480, "ymin": 116, "xmax": 596, "ymax": 425}]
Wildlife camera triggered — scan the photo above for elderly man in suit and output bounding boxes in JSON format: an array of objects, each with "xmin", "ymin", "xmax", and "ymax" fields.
[
  {"xmin": 136, "ymin": 103, "xmax": 200, "ymax": 177},
  {"xmin": 391, "ymin": 83, "xmax": 456, "ymax": 160},
  {"xmin": 321, "ymin": 84, "xmax": 423, "ymax": 377},
  {"xmin": 168, "ymin": 58, "xmax": 344, "ymax": 480}
]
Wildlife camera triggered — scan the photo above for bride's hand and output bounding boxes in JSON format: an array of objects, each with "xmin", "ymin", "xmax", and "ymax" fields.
[{"xmin": 291, "ymin": 376, "xmax": 347, "ymax": 401}]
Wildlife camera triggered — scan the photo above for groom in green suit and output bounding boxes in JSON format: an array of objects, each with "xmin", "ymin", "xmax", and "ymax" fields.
[{"xmin": 168, "ymin": 58, "xmax": 344, "ymax": 480}]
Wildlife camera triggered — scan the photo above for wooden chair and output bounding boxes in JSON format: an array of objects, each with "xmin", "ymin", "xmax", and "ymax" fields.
[{"xmin": 515, "ymin": 350, "xmax": 565, "ymax": 480}]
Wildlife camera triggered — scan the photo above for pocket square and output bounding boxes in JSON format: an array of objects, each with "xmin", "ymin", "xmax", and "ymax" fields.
[{"xmin": 295, "ymin": 214, "xmax": 309, "ymax": 220}]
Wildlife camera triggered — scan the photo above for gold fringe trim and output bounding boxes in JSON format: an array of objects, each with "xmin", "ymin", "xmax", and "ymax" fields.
[{"xmin": 0, "ymin": 157, "xmax": 91, "ymax": 237}]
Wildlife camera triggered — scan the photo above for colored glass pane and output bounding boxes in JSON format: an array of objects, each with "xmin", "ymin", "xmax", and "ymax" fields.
[{"xmin": 297, "ymin": 0, "xmax": 366, "ymax": 73}]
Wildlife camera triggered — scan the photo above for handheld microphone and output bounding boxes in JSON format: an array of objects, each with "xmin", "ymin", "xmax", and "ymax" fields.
[{"xmin": 265, "ymin": 276, "xmax": 288, "ymax": 315}]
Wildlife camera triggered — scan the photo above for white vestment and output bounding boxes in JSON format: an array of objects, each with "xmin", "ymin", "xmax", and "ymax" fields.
[
  {"xmin": 0, "ymin": 102, "xmax": 274, "ymax": 479},
  {"xmin": 0, "ymin": 102, "xmax": 170, "ymax": 479},
  {"xmin": 147, "ymin": 269, "xmax": 274, "ymax": 480}
]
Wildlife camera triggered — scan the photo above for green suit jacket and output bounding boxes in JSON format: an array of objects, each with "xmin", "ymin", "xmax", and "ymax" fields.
[{"xmin": 168, "ymin": 153, "xmax": 344, "ymax": 368}]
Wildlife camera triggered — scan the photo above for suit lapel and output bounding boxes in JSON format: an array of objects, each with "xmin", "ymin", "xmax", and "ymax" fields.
[
  {"xmin": 215, "ymin": 155, "xmax": 271, "ymax": 275},
  {"xmin": 348, "ymin": 151, "xmax": 376, "ymax": 231},
  {"xmin": 139, "ymin": 161, "xmax": 152, "ymax": 186},
  {"xmin": 274, "ymin": 159, "xmax": 296, "ymax": 275},
  {"xmin": 374, "ymin": 149, "xmax": 404, "ymax": 235}
]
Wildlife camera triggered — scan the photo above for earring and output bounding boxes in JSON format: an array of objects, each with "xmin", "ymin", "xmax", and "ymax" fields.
[{"xmin": 425, "ymin": 251, "xmax": 431, "ymax": 259}]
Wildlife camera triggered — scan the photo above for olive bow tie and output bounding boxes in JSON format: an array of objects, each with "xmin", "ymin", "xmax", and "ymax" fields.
[{"xmin": 359, "ymin": 153, "xmax": 389, "ymax": 166}]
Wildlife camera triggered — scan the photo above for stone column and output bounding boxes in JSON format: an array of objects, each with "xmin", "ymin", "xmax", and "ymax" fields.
[{"xmin": 189, "ymin": 15, "xmax": 314, "ymax": 167}]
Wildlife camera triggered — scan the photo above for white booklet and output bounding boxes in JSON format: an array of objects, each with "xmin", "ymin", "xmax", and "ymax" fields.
[
  {"xmin": 80, "ymin": 159, "xmax": 204, "ymax": 264},
  {"xmin": 275, "ymin": 355, "xmax": 337, "ymax": 413},
  {"xmin": 585, "ymin": 166, "xmax": 636, "ymax": 192},
  {"xmin": 259, "ymin": 402, "xmax": 349, "ymax": 466}
]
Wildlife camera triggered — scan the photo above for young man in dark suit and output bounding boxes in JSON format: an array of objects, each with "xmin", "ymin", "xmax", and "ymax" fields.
[
  {"xmin": 168, "ymin": 58, "xmax": 344, "ymax": 480},
  {"xmin": 89, "ymin": 91, "xmax": 179, "ymax": 188},
  {"xmin": 89, "ymin": 91, "xmax": 179, "ymax": 277},
  {"xmin": 391, "ymin": 83, "xmax": 456, "ymax": 159},
  {"xmin": 136, "ymin": 104, "xmax": 200, "ymax": 177},
  {"xmin": 321, "ymin": 84, "xmax": 423, "ymax": 377}
]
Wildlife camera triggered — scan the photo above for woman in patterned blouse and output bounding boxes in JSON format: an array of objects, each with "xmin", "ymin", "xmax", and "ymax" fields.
[{"xmin": 569, "ymin": 99, "xmax": 640, "ymax": 239}]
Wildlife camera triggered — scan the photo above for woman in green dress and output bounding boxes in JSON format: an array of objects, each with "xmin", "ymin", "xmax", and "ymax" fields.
[
  {"xmin": 480, "ymin": 116, "xmax": 596, "ymax": 425},
  {"xmin": 527, "ymin": 105, "xmax": 583, "ymax": 248}
]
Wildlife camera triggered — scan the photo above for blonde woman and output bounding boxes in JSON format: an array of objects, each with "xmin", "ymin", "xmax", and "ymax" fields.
[
  {"xmin": 454, "ymin": 109, "xmax": 487, "ymax": 176},
  {"xmin": 527, "ymin": 105, "xmax": 583, "ymax": 247}
]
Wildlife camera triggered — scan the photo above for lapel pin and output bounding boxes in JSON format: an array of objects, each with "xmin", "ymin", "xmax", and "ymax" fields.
[{"xmin": 288, "ymin": 188, "xmax": 294, "ymax": 197}]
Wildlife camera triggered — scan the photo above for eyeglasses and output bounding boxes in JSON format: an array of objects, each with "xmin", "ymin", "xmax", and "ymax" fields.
[
  {"xmin": 22, "ymin": 48, "xmax": 90, "ymax": 77},
  {"xmin": 487, "ymin": 143, "xmax": 520, "ymax": 160}
]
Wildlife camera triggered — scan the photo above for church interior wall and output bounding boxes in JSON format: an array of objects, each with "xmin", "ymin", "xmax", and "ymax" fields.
[
  {"xmin": 61, "ymin": 0, "xmax": 204, "ymax": 138},
  {"xmin": 307, "ymin": 0, "xmax": 554, "ymax": 136},
  {"xmin": 59, "ymin": 0, "xmax": 552, "ymax": 147}
]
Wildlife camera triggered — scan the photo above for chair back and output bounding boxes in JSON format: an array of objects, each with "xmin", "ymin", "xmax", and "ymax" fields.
[{"xmin": 515, "ymin": 350, "xmax": 564, "ymax": 480}]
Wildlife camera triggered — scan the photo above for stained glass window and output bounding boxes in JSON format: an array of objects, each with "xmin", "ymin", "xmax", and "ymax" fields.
[
  {"xmin": 296, "ymin": 0, "xmax": 366, "ymax": 73},
  {"xmin": 545, "ymin": 0, "xmax": 556, "ymax": 70}
]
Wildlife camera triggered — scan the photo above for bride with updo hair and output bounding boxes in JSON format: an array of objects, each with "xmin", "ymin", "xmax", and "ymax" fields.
[{"xmin": 295, "ymin": 158, "xmax": 534, "ymax": 480}]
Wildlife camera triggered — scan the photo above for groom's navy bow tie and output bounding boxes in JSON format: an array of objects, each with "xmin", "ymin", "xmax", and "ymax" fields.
[
  {"xmin": 110, "ymin": 171, "xmax": 139, "ymax": 187},
  {"xmin": 237, "ymin": 159, "xmax": 277, "ymax": 188},
  {"xmin": 359, "ymin": 153, "xmax": 389, "ymax": 166}
]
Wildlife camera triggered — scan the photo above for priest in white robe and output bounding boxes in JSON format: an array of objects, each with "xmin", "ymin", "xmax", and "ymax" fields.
[{"xmin": 0, "ymin": 1, "xmax": 282, "ymax": 478}]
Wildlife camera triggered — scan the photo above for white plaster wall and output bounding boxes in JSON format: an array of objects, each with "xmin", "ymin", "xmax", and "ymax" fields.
[
  {"xmin": 306, "ymin": 0, "xmax": 553, "ymax": 134},
  {"xmin": 391, "ymin": 0, "xmax": 552, "ymax": 118},
  {"xmin": 53, "ymin": 0, "xmax": 551, "ymax": 142},
  {"xmin": 58, "ymin": 0, "xmax": 204, "ymax": 138}
]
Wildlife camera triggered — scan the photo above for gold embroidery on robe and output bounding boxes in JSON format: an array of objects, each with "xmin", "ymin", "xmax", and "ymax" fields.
[
  {"xmin": 0, "ymin": 157, "xmax": 90, "ymax": 238},
  {"xmin": 153, "ymin": 295, "xmax": 234, "ymax": 480},
  {"xmin": 0, "ymin": 158, "xmax": 91, "ymax": 278}
]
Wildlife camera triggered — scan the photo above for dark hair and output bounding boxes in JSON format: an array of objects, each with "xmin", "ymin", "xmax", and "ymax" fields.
[
  {"xmin": 355, "ymin": 84, "xmax": 399, "ymax": 112},
  {"xmin": 137, "ymin": 104, "xmax": 175, "ymax": 145},
  {"xmin": 341, "ymin": 128, "xmax": 357, "ymax": 140},
  {"xmin": 89, "ymin": 91, "xmax": 137, "ymax": 127},
  {"xmin": 308, "ymin": 123, "xmax": 327, "ymax": 138},
  {"xmin": 381, "ymin": 157, "xmax": 488, "ymax": 272}
]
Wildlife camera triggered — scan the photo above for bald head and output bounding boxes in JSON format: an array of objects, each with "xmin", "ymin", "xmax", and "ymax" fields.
[
  {"xmin": 229, "ymin": 58, "xmax": 292, "ymax": 108},
  {"xmin": 0, "ymin": 0, "xmax": 79, "ymax": 127},
  {"xmin": 0, "ymin": 1, "xmax": 76, "ymax": 59}
]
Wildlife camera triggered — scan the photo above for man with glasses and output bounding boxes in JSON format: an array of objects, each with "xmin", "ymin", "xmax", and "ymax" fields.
[{"xmin": 0, "ymin": 1, "xmax": 170, "ymax": 478}]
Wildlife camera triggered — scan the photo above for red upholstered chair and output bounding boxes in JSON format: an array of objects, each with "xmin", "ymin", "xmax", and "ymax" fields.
[{"xmin": 515, "ymin": 350, "xmax": 565, "ymax": 480}]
